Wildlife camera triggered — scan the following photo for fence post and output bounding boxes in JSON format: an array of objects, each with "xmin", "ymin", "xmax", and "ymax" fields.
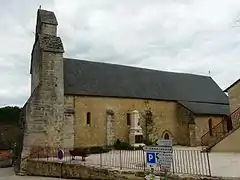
[
  {"xmin": 172, "ymin": 150, "xmax": 175, "ymax": 174},
  {"xmin": 142, "ymin": 149, "xmax": 146, "ymax": 171},
  {"xmin": 37, "ymin": 146, "xmax": 39, "ymax": 160},
  {"xmin": 206, "ymin": 152, "xmax": 211, "ymax": 177},
  {"xmin": 119, "ymin": 150, "xmax": 122, "ymax": 170},
  {"xmin": 100, "ymin": 152, "xmax": 102, "ymax": 168}
]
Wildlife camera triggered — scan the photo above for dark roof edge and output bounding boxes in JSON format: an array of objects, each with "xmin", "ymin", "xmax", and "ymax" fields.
[
  {"xmin": 64, "ymin": 93, "xmax": 229, "ymax": 105},
  {"xmin": 177, "ymin": 101, "xmax": 194, "ymax": 114},
  {"xmin": 177, "ymin": 101, "xmax": 228, "ymax": 116},
  {"xmin": 224, "ymin": 79, "xmax": 240, "ymax": 92},
  {"xmin": 63, "ymin": 57, "xmax": 212, "ymax": 78}
]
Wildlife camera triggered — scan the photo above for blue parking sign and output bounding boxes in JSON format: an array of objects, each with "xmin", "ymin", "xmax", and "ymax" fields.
[{"xmin": 146, "ymin": 152, "xmax": 156, "ymax": 165}]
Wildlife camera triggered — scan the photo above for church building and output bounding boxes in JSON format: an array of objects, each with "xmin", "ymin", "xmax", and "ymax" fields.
[{"xmin": 18, "ymin": 8, "xmax": 230, "ymax": 168}]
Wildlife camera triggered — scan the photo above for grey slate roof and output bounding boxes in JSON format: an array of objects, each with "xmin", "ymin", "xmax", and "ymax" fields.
[
  {"xmin": 178, "ymin": 101, "xmax": 229, "ymax": 115},
  {"xmin": 63, "ymin": 58, "xmax": 229, "ymax": 108}
]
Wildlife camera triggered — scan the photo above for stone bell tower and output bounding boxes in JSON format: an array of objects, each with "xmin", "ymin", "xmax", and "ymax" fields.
[{"xmin": 18, "ymin": 8, "xmax": 65, "ymax": 173}]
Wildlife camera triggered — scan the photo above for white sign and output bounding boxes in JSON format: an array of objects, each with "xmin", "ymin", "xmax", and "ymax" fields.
[
  {"xmin": 143, "ymin": 139, "xmax": 173, "ymax": 172},
  {"xmin": 157, "ymin": 139, "xmax": 172, "ymax": 147},
  {"xmin": 156, "ymin": 139, "xmax": 173, "ymax": 172},
  {"xmin": 143, "ymin": 146, "xmax": 163, "ymax": 152}
]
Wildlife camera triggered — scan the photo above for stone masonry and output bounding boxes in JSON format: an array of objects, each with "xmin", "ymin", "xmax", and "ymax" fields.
[
  {"xmin": 17, "ymin": 9, "xmax": 228, "ymax": 174},
  {"xmin": 19, "ymin": 9, "xmax": 74, "ymax": 174},
  {"xmin": 226, "ymin": 80, "xmax": 240, "ymax": 113},
  {"xmin": 106, "ymin": 109, "xmax": 115, "ymax": 146},
  {"xmin": 72, "ymin": 95, "xmax": 223, "ymax": 147}
]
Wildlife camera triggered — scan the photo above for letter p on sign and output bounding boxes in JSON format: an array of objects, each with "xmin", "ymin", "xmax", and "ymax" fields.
[{"xmin": 146, "ymin": 152, "xmax": 156, "ymax": 165}]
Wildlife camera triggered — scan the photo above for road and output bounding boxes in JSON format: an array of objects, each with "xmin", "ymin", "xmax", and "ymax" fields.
[{"xmin": 0, "ymin": 167, "xmax": 65, "ymax": 180}]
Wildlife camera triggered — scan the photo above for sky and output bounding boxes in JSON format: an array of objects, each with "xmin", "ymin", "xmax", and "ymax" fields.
[{"xmin": 1, "ymin": 0, "xmax": 240, "ymax": 107}]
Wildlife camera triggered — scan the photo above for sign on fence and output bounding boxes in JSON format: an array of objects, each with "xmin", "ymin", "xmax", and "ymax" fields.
[
  {"xmin": 146, "ymin": 152, "xmax": 156, "ymax": 166},
  {"xmin": 144, "ymin": 139, "xmax": 173, "ymax": 172},
  {"xmin": 157, "ymin": 139, "xmax": 173, "ymax": 172},
  {"xmin": 57, "ymin": 148, "xmax": 64, "ymax": 160}
]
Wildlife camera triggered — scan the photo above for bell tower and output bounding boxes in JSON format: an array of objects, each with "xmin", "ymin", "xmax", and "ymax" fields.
[{"xmin": 19, "ymin": 8, "xmax": 65, "ymax": 174}]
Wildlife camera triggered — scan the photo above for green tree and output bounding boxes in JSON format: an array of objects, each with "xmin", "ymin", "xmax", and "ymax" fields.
[{"xmin": 0, "ymin": 106, "xmax": 22, "ymax": 124}]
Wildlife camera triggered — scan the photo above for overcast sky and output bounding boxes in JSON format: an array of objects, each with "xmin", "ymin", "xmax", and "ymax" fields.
[{"xmin": 1, "ymin": 0, "xmax": 240, "ymax": 107}]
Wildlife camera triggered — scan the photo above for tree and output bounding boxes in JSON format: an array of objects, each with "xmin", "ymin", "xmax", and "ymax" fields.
[{"xmin": 0, "ymin": 106, "xmax": 22, "ymax": 124}]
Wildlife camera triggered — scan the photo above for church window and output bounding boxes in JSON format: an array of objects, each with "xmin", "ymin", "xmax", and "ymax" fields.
[
  {"xmin": 127, "ymin": 113, "xmax": 131, "ymax": 125},
  {"xmin": 208, "ymin": 118, "xmax": 213, "ymax": 136},
  {"xmin": 87, "ymin": 112, "xmax": 91, "ymax": 125},
  {"xmin": 164, "ymin": 133, "xmax": 170, "ymax": 140}
]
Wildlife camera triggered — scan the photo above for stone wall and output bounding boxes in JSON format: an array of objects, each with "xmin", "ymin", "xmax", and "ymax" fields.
[
  {"xmin": 68, "ymin": 95, "xmax": 225, "ymax": 148},
  {"xmin": 71, "ymin": 96, "xmax": 180, "ymax": 147},
  {"xmin": 176, "ymin": 104, "xmax": 194, "ymax": 146},
  {"xmin": 30, "ymin": 41, "xmax": 41, "ymax": 94},
  {"xmin": 227, "ymin": 81, "xmax": 240, "ymax": 113},
  {"xmin": 25, "ymin": 160, "xmax": 144, "ymax": 180},
  {"xmin": 211, "ymin": 127, "xmax": 240, "ymax": 153},
  {"xmin": 63, "ymin": 96, "xmax": 75, "ymax": 148},
  {"xmin": 23, "ymin": 159, "xmax": 235, "ymax": 180},
  {"xmin": 194, "ymin": 115, "xmax": 223, "ymax": 145},
  {"xmin": 19, "ymin": 9, "xmax": 71, "ymax": 174}
]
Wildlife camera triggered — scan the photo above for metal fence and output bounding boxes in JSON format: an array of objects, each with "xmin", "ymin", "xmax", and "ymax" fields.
[{"xmin": 28, "ymin": 146, "xmax": 211, "ymax": 177}]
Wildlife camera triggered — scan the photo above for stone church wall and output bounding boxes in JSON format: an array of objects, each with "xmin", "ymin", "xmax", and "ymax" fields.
[
  {"xmin": 226, "ymin": 81, "xmax": 240, "ymax": 113},
  {"xmin": 67, "ymin": 95, "xmax": 180, "ymax": 147},
  {"xmin": 194, "ymin": 115, "xmax": 223, "ymax": 145},
  {"xmin": 66, "ymin": 95, "xmax": 225, "ymax": 148},
  {"xmin": 176, "ymin": 104, "xmax": 193, "ymax": 146}
]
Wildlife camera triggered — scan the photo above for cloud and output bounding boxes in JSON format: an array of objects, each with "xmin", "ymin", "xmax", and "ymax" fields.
[{"xmin": 1, "ymin": 0, "xmax": 240, "ymax": 107}]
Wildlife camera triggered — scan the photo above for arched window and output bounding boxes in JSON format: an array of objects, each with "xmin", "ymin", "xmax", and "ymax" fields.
[
  {"xmin": 127, "ymin": 113, "xmax": 131, "ymax": 125},
  {"xmin": 162, "ymin": 130, "xmax": 172, "ymax": 140},
  {"xmin": 164, "ymin": 133, "xmax": 170, "ymax": 140},
  {"xmin": 87, "ymin": 112, "xmax": 91, "ymax": 125},
  {"xmin": 208, "ymin": 118, "xmax": 213, "ymax": 136}
]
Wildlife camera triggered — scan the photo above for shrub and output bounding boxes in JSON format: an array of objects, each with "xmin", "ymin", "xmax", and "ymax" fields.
[
  {"xmin": 113, "ymin": 139, "xmax": 134, "ymax": 150},
  {"xmin": 144, "ymin": 139, "xmax": 154, "ymax": 146},
  {"xmin": 88, "ymin": 146, "xmax": 111, "ymax": 154}
]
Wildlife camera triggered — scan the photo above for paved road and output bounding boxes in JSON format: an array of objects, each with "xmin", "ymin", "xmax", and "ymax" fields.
[{"xmin": 0, "ymin": 167, "xmax": 65, "ymax": 180}]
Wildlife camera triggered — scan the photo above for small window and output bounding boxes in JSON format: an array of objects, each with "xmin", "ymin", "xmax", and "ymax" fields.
[
  {"xmin": 135, "ymin": 135, "xmax": 143, "ymax": 143},
  {"xmin": 164, "ymin": 133, "xmax": 170, "ymax": 140},
  {"xmin": 87, "ymin": 112, "xmax": 91, "ymax": 125},
  {"xmin": 127, "ymin": 113, "xmax": 131, "ymax": 125},
  {"xmin": 208, "ymin": 118, "xmax": 213, "ymax": 136}
]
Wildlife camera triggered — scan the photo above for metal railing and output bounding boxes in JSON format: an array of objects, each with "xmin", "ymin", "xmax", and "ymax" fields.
[
  {"xmin": 201, "ymin": 106, "xmax": 240, "ymax": 148},
  {"xmin": 27, "ymin": 146, "xmax": 211, "ymax": 177},
  {"xmin": 201, "ymin": 119, "xmax": 225, "ymax": 147}
]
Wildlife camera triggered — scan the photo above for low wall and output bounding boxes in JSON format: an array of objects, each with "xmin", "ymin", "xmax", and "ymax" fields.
[
  {"xmin": 211, "ymin": 128, "xmax": 240, "ymax": 153},
  {"xmin": 24, "ymin": 160, "xmax": 144, "ymax": 180},
  {"xmin": 22, "ymin": 160, "xmax": 238, "ymax": 180}
]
